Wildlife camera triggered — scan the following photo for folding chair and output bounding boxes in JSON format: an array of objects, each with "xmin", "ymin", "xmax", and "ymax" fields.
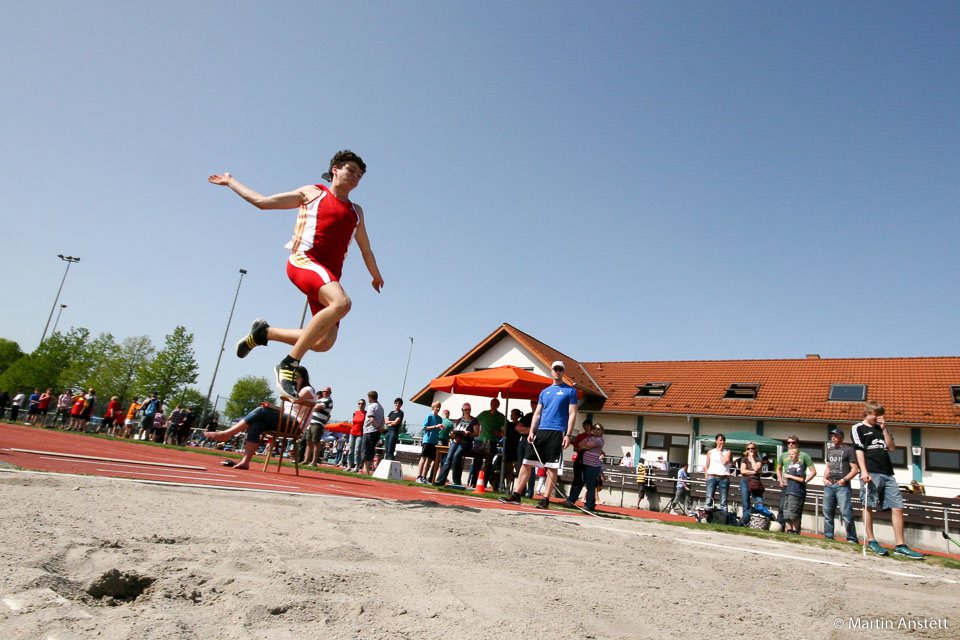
[{"xmin": 261, "ymin": 396, "xmax": 316, "ymax": 475}]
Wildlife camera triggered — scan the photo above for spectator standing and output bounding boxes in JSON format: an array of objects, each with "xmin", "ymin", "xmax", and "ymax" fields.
[
  {"xmin": 383, "ymin": 397, "xmax": 404, "ymax": 461},
  {"xmin": 24, "ymin": 389, "xmax": 41, "ymax": 425},
  {"xmin": 80, "ymin": 389, "xmax": 96, "ymax": 430},
  {"xmin": 635, "ymin": 458, "xmax": 647, "ymax": 508},
  {"xmin": 499, "ymin": 361, "xmax": 579, "ymax": 510},
  {"xmin": 179, "ymin": 407, "xmax": 196, "ymax": 445},
  {"xmin": 775, "ymin": 436, "xmax": 814, "ymax": 530},
  {"xmin": 124, "ymin": 397, "xmax": 141, "ymax": 437},
  {"xmin": 37, "ymin": 389, "xmax": 53, "ymax": 427},
  {"xmin": 433, "ymin": 403, "xmax": 480, "ymax": 487},
  {"xmin": 570, "ymin": 419, "xmax": 593, "ymax": 498},
  {"xmin": 564, "ymin": 423, "xmax": 605, "ymax": 510},
  {"xmin": 822, "ymin": 428, "xmax": 860, "ymax": 543},
  {"xmin": 305, "ymin": 386, "xmax": 333, "ymax": 466},
  {"xmin": 152, "ymin": 405, "xmax": 167, "ymax": 443},
  {"xmin": 438, "ymin": 409, "xmax": 454, "ymax": 446},
  {"xmin": 360, "ymin": 391, "xmax": 385, "ymax": 474},
  {"xmin": 69, "ymin": 393, "xmax": 86, "ymax": 431},
  {"xmin": 165, "ymin": 405, "xmax": 184, "ymax": 444},
  {"xmin": 347, "ymin": 399, "xmax": 365, "ymax": 471},
  {"xmin": 852, "ymin": 401, "xmax": 924, "ymax": 558},
  {"xmin": 469, "ymin": 398, "xmax": 504, "ymax": 487},
  {"xmin": 503, "ymin": 408, "xmax": 524, "ymax": 488},
  {"xmin": 102, "ymin": 396, "xmax": 120, "ymax": 435},
  {"xmin": 10, "ymin": 390, "xmax": 25, "ymax": 422},
  {"xmin": 0, "ymin": 390, "xmax": 8, "ymax": 419},
  {"xmin": 665, "ymin": 463, "xmax": 692, "ymax": 515},
  {"xmin": 703, "ymin": 433, "xmax": 733, "ymax": 510},
  {"xmin": 781, "ymin": 448, "xmax": 816, "ymax": 533},
  {"xmin": 737, "ymin": 443, "xmax": 766, "ymax": 525},
  {"xmin": 138, "ymin": 394, "xmax": 160, "ymax": 440},
  {"xmin": 417, "ymin": 402, "xmax": 443, "ymax": 483}
]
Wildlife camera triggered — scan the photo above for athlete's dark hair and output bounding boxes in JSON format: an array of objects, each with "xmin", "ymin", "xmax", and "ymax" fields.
[
  {"xmin": 321, "ymin": 149, "xmax": 366, "ymax": 181},
  {"xmin": 297, "ymin": 366, "xmax": 311, "ymax": 392}
]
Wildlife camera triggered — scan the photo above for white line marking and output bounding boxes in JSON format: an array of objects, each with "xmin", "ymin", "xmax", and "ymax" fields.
[
  {"xmin": 95, "ymin": 469, "xmax": 300, "ymax": 488},
  {"xmin": 941, "ymin": 578, "xmax": 959, "ymax": 584},
  {"xmin": 685, "ymin": 530, "xmax": 711, "ymax": 535},
  {"xmin": 678, "ymin": 539, "xmax": 849, "ymax": 566},
  {"xmin": 10, "ymin": 448, "xmax": 205, "ymax": 470},
  {"xmin": 572, "ymin": 522, "xmax": 654, "ymax": 537},
  {"xmin": 875, "ymin": 569, "xmax": 924, "ymax": 578},
  {"xmin": 40, "ymin": 457, "xmax": 234, "ymax": 476}
]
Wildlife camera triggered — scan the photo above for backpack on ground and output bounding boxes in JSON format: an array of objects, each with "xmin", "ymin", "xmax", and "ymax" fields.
[{"xmin": 749, "ymin": 512, "xmax": 771, "ymax": 530}]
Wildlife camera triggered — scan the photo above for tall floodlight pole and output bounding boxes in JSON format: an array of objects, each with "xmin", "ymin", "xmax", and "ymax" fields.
[
  {"xmin": 40, "ymin": 255, "xmax": 80, "ymax": 344},
  {"xmin": 200, "ymin": 269, "xmax": 247, "ymax": 429},
  {"xmin": 400, "ymin": 336, "xmax": 414, "ymax": 399},
  {"xmin": 51, "ymin": 304, "xmax": 67, "ymax": 335}
]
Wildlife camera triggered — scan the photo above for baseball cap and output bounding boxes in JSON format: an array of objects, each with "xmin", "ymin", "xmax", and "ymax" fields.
[
  {"xmin": 551, "ymin": 360, "xmax": 565, "ymax": 371},
  {"xmin": 829, "ymin": 428, "xmax": 844, "ymax": 437}
]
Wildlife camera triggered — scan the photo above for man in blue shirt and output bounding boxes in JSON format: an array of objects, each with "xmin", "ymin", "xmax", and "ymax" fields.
[{"xmin": 499, "ymin": 361, "xmax": 578, "ymax": 510}]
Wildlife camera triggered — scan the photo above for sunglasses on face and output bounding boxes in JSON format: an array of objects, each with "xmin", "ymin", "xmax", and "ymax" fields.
[{"xmin": 746, "ymin": 447, "xmax": 756, "ymax": 451}]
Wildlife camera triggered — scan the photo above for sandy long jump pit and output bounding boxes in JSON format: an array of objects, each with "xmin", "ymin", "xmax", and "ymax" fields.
[{"xmin": 1, "ymin": 471, "xmax": 957, "ymax": 639}]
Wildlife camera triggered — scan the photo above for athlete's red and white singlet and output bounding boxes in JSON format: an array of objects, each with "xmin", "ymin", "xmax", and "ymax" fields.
[{"xmin": 284, "ymin": 185, "xmax": 359, "ymax": 313}]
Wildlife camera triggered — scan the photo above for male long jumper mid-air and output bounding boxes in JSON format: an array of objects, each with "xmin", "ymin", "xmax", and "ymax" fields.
[{"xmin": 208, "ymin": 150, "xmax": 384, "ymax": 399}]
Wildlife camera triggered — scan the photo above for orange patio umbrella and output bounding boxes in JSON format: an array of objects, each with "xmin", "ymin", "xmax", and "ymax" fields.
[
  {"xmin": 429, "ymin": 365, "xmax": 581, "ymax": 491},
  {"xmin": 324, "ymin": 421, "xmax": 352, "ymax": 434}
]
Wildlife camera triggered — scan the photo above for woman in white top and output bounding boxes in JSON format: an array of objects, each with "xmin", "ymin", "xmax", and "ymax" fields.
[
  {"xmin": 704, "ymin": 433, "xmax": 733, "ymax": 509},
  {"xmin": 204, "ymin": 367, "xmax": 316, "ymax": 469}
]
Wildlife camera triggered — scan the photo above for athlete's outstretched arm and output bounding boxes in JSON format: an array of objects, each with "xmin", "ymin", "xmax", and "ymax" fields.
[
  {"xmin": 353, "ymin": 205, "xmax": 384, "ymax": 293},
  {"xmin": 208, "ymin": 172, "xmax": 308, "ymax": 210}
]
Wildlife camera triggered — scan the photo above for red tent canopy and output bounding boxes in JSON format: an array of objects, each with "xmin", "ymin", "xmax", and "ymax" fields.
[
  {"xmin": 429, "ymin": 365, "xmax": 581, "ymax": 401},
  {"xmin": 324, "ymin": 422, "xmax": 352, "ymax": 434}
]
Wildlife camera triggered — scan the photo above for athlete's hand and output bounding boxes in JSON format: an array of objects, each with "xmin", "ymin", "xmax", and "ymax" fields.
[
  {"xmin": 208, "ymin": 172, "xmax": 233, "ymax": 186},
  {"xmin": 371, "ymin": 275, "xmax": 384, "ymax": 293}
]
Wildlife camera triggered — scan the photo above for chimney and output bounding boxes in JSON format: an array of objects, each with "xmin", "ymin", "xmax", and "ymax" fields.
[{"xmin": 805, "ymin": 354, "xmax": 820, "ymax": 359}]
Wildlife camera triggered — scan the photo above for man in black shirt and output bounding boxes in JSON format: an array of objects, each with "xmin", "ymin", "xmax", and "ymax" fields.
[
  {"xmin": 384, "ymin": 398, "xmax": 404, "ymax": 461},
  {"xmin": 851, "ymin": 401, "xmax": 923, "ymax": 559}
]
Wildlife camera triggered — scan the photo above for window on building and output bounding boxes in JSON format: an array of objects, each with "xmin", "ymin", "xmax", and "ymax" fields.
[
  {"xmin": 723, "ymin": 383, "xmax": 760, "ymax": 400},
  {"xmin": 797, "ymin": 441, "xmax": 825, "ymax": 462},
  {"xmin": 670, "ymin": 434, "xmax": 690, "ymax": 447},
  {"xmin": 645, "ymin": 433, "xmax": 666, "ymax": 448},
  {"xmin": 888, "ymin": 447, "xmax": 907, "ymax": 468},
  {"xmin": 951, "ymin": 386, "xmax": 960, "ymax": 404},
  {"xmin": 926, "ymin": 449, "xmax": 960, "ymax": 473},
  {"xmin": 635, "ymin": 382, "xmax": 671, "ymax": 397},
  {"xmin": 828, "ymin": 384, "xmax": 867, "ymax": 402}
]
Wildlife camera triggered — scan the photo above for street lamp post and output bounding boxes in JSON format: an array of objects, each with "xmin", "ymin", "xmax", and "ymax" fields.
[
  {"xmin": 200, "ymin": 269, "xmax": 247, "ymax": 429},
  {"xmin": 400, "ymin": 336, "xmax": 414, "ymax": 399},
  {"xmin": 51, "ymin": 304, "xmax": 67, "ymax": 335},
  {"xmin": 40, "ymin": 255, "xmax": 80, "ymax": 344}
]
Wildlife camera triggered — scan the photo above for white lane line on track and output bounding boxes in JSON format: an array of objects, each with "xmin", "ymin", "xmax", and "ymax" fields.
[
  {"xmin": 40, "ymin": 457, "xmax": 235, "ymax": 477},
  {"xmin": 96, "ymin": 469, "xmax": 300, "ymax": 488},
  {"xmin": 678, "ymin": 538, "xmax": 849, "ymax": 567}
]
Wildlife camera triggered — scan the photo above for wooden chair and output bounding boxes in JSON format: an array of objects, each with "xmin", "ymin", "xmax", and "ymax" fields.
[{"xmin": 261, "ymin": 396, "xmax": 316, "ymax": 475}]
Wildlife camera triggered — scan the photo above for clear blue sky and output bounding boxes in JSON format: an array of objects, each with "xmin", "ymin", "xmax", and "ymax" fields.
[{"xmin": 2, "ymin": 3, "xmax": 958, "ymax": 428}]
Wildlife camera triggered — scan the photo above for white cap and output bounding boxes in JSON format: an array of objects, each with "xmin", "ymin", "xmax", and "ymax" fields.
[{"xmin": 551, "ymin": 361, "xmax": 565, "ymax": 371}]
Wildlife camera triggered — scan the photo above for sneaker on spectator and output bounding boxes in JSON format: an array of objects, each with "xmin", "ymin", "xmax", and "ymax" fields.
[
  {"xmin": 867, "ymin": 540, "xmax": 889, "ymax": 556},
  {"xmin": 498, "ymin": 493, "xmax": 522, "ymax": 504},
  {"xmin": 535, "ymin": 498, "xmax": 550, "ymax": 510},
  {"xmin": 893, "ymin": 544, "xmax": 924, "ymax": 560}
]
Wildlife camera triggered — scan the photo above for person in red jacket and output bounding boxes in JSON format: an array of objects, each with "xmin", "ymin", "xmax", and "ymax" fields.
[{"xmin": 347, "ymin": 398, "xmax": 366, "ymax": 472}]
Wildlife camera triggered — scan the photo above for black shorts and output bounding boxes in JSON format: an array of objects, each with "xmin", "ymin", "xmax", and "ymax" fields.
[
  {"xmin": 420, "ymin": 443, "xmax": 437, "ymax": 460},
  {"xmin": 521, "ymin": 430, "xmax": 564, "ymax": 469},
  {"xmin": 361, "ymin": 432, "xmax": 380, "ymax": 462}
]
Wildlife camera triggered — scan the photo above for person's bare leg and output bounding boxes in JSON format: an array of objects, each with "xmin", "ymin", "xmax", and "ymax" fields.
[
  {"xmin": 864, "ymin": 507, "xmax": 876, "ymax": 541},
  {"xmin": 543, "ymin": 468, "xmax": 559, "ymax": 499},
  {"xmin": 511, "ymin": 464, "xmax": 533, "ymax": 495},
  {"xmin": 267, "ymin": 283, "xmax": 350, "ymax": 357},
  {"xmin": 232, "ymin": 441, "xmax": 258, "ymax": 469},
  {"xmin": 891, "ymin": 508, "xmax": 905, "ymax": 546},
  {"xmin": 204, "ymin": 419, "xmax": 249, "ymax": 441}
]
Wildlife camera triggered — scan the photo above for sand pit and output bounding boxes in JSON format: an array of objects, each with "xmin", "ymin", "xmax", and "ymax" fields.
[{"xmin": 1, "ymin": 471, "xmax": 957, "ymax": 639}]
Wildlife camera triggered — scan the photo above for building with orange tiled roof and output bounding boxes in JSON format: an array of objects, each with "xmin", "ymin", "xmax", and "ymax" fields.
[{"xmin": 412, "ymin": 323, "xmax": 960, "ymax": 497}]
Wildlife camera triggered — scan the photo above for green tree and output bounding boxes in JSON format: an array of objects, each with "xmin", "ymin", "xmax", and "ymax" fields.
[
  {"xmin": 0, "ymin": 328, "xmax": 90, "ymax": 393},
  {"xmin": 225, "ymin": 375, "xmax": 275, "ymax": 420},
  {"xmin": 0, "ymin": 338, "xmax": 24, "ymax": 377},
  {"xmin": 97, "ymin": 336, "xmax": 154, "ymax": 405},
  {"xmin": 174, "ymin": 387, "xmax": 214, "ymax": 416},
  {"xmin": 135, "ymin": 326, "xmax": 198, "ymax": 402}
]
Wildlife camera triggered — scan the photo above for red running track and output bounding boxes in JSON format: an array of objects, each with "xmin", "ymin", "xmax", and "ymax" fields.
[{"xmin": 0, "ymin": 422, "xmax": 691, "ymax": 522}]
